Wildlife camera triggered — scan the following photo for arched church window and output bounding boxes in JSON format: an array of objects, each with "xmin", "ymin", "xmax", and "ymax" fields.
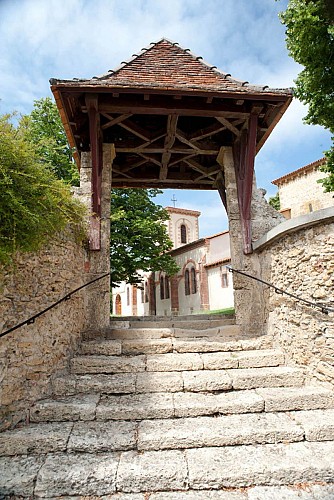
[
  {"xmin": 165, "ymin": 276, "xmax": 170, "ymax": 299},
  {"xmin": 185, "ymin": 269, "xmax": 190, "ymax": 295},
  {"xmin": 115, "ymin": 294, "xmax": 122, "ymax": 315},
  {"xmin": 180, "ymin": 224, "xmax": 187, "ymax": 244},
  {"xmin": 160, "ymin": 276, "xmax": 165, "ymax": 300},
  {"xmin": 191, "ymin": 267, "xmax": 197, "ymax": 294}
]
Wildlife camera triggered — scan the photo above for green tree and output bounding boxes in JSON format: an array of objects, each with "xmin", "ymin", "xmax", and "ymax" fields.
[
  {"xmin": 20, "ymin": 97, "xmax": 80, "ymax": 186},
  {"xmin": 279, "ymin": 0, "xmax": 334, "ymax": 191},
  {"xmin": 0, "ymin": 114, "xmax": 86, "ymax": 265},
  {"xmin": 269, "ymin": 192, "xmax": 281, "ymax": 211},
  {"xmin": 110, "ymin": 189, "xmax": 179, "ymax": 286}
]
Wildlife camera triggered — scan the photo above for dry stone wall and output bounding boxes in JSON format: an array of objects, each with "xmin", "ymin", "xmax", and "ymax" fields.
[
  {"xmin": 0, "ymin": 230, "xmax": 89, "ymax": 430},
  {"xmin": 259, "ymin": 218, "xmax": 334, "ymax": 387}
]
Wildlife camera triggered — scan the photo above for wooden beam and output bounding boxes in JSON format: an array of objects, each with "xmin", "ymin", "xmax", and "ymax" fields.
[
  {"xmin": 189, "ymin": 122, "xmax": 226, "ymax": 141},
  {"xmin": 101, "ymin": 113, "xmax": 132, "ymax": 129},
  {"xmin": 119, "ymin": 119, "xmax": 151, "ymax": 141},
  {"xmin": 216, "ymin": 116, "xmax": 241, "ymax": 137},
  {"xmin": 160, "ymin": 115, "xmax": 178, "ymax": 180},
  {"xmin": 215, "ymin": 172, "xmax": 228, "ymax": 212},
  {"xmin": 232, "ymin": 112, "xmax": 258, "ymax": 254},
  {"xmin": 115, "ymin": 147, "xmax": 219, "ymax": 154},
  {"xmin": 85, "ymin": 93, "xmax": 102, "ymax": 250}
]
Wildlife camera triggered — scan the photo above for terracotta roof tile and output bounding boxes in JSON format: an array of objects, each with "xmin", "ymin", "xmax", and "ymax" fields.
[
  {"xmin": 50, "ymin": 38, "xmax": 292, "ymax": 97},
  {"xmin": 272, "ymin": 158, "xmax": 326, "ymax": 185}
]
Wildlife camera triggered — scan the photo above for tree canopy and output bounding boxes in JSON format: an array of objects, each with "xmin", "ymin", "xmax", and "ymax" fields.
[
  {"xmin": 20, "ymin": 97, "xmax": 80, "ymax": 186},
  {"xmin": 110, "ymin": 189, "xmax": 179, "ymax": 286},
  {"xmin": 0, "ymin": 114, "xmax": 86, "ymax": 265},
  {"xmin": 279, "ymin": 0, "xmax": 334, "ymax": 191}
]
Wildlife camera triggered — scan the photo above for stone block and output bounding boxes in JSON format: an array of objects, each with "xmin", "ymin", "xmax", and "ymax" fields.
[
  {"xmin": 247, "ymin": 484, "xmax": 334, "ymax": 499},
  {"xmin": 76, "ymin": 373, "xmax": 136, "ymax": 394},
  {"xmin": 0, "ymin": 456, "xmax": 45, "ymax": 497},
  {"xmin": 201, "ymin": 352, "xmax": 238, "ymax": 369},
  {"xmin": 81, "ymin": 339, "xmax": 122, "ymax": 355},
  {"xmin": 71, "ymin": 355, "xmax": 146, "ymax": 374},
  {"xmin": 173, "ymin": 337, "xmax": 242, "ymax": 353},
  {"xmin": 68, "ymin": 421, "xmax": 137, "ymax": 452},
  {"xmin": 34, "ymin": 452, "xmax": 119, "ymax": 496},
  {"xmin": 30, "ymin": 394, "xmax": 99, "ymax": 422},
  {"xmin": 0, "ymin": 422, "xmax": 72, "ymax": 455},
  {"xmin": 122, "ymin": 338, "xmax": 173, "ymax": 355},
  {"xmin": 290, "ymin": 408, "xmax": 334, "ymax": 441},
  {"xmin": 150, "ymin": 491, "xmax": 246, "ymax": 499},
  {"xmin": 52, "ymin": 375, "xmax": 77, "ymax": 396},
  {"xmin": 146, "ymin": 353, "xmax": 203, "ymax": 372},
  {"xmin": 138, "ymin": 412, "xmax": 303, "ymax": 451},
  {"xmin": 136, "ymin": 371, "xmax": 183, "ymax": 393},
  {"xmin": 109, "ymin": 328, "xmax": 173, "ymax": 339},
  {"xmin": 96, "ymin": 393, "xmax": 174, "ymax": 420},
  {"xmin": 173, "ymin": 390, "xmax": 264, "ymax": 418},
  {"xmin": 182, "ymin": 369, "xmax": 232, "ymax": 392},
  {"xmin": 116, "ymin": 449, "xmax": 188, "ymax": 492},
  {"xmin": 257, "ymin": 386, "xmax": 334, "ymax": 412},
  {"xmin": 228, "ymin": 366, "xmax": 304, "ymax": 390},
  {"xmin": 186, "ymin": 441, "xmax": 334, "ymax": 489},
  {"xmin": 235, "ymin": 349, "xmax": 285, "ymax": 368}
]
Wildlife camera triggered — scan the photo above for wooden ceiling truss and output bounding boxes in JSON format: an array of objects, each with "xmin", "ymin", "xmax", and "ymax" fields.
[{"xmin": 55, "ymin": 87, "xmax": 291, "ymax": 253}]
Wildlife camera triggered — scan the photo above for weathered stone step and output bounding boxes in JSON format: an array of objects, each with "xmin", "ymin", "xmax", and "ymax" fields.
[
  {"xmin": 3, "ymin": 409, "xmax": 334, "ymax": 457},
  {"xmin": 70, "ymin": 349, "xmax": 285, "ymax": 375},
  {"xmin": 1, "ymin": 442, "xmax": 334, "ymax": 496},
  {"xmin": 80, "ymin": 335, "xmax": 272, "ymax": 356},
  {"xmin": 107, "ymin": 324, "xmax": 239, "ymax": 340},
  {"xmin": 31, "ymin": 385, "xmax": 334, "ymax": 423}
]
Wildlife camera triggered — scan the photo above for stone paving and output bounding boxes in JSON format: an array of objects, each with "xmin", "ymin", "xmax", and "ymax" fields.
[{"xmin": 1, "ymin": 317, "xmax": 334, "ymax": 498}]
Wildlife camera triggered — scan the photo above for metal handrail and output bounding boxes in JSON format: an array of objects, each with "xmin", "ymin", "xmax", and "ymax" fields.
[
  {"xmin": 226, "ymin": 265, "xmax": 334, "ymax": 315},
  {"xmin": 0, "ymin": 272, "xmax": 110, "ymax": 339}
]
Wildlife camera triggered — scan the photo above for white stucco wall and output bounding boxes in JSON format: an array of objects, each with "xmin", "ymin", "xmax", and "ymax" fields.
[{"xmin": 207, "ymin": 265, "xmax": 234, "ymax": 311}]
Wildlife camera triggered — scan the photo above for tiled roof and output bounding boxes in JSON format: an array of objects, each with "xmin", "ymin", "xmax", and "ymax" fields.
[
  {"xmin": 272, "ymin": 158, "xmax": 326, "ymax": 185},
  {"xmin": 165, "ymin": 206, "xmax": 201, "ymax": 217},
  {"xmin": 50, "ymin": 38, "xmax": 292, "ymax": 97}
]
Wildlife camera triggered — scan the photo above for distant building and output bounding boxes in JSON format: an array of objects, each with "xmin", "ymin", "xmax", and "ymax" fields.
[
  {"xmin": 272, "ymin": 158, "xmax": 333, "ymax": 219},
  {"xmin": 111, "ymin": 206, "xmax": 234, "ymax": 316}
]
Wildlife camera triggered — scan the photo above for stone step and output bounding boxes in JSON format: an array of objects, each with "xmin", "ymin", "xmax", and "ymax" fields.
[
  {"xmin": 70, "ymin": 349, "xmax": 285, "ymax": 375},
  {"xmin": 30, "ymin": 384, "xmax": 334, "ymax": 423},
  {"xmin": 80, "ymin": 335, "xmax": 272, "ymax": 356},
  {"xmin": 107, "ymin": 324, "xmax": 239, "ymax": 340},
  {"xmin": 3, "ymin": 409, "xmax": 334, "ymax": 457},
  {"xmin": 1, "ymin": 442, "xmax": 334, "ymax": 496},
  {"xmin": 57, "ymin": 365, "xmax": 302, "ymax": 397}
]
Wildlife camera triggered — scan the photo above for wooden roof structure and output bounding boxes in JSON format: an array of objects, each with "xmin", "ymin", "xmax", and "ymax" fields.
[{"xmin": 50, "ymin": 38, "xmax": 292, "ymax": 253}]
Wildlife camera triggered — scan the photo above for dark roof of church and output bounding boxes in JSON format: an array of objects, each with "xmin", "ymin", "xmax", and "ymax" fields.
[{"xmin": 50, "ymin": 38, "xmax": 292, "ymax": 98}]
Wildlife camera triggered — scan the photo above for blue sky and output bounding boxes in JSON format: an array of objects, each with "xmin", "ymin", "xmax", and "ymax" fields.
[{"xmin": 0, "ymin": 0, "xmax": 331, "ymax": 237}]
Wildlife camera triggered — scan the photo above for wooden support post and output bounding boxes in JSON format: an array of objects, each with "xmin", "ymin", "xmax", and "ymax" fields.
[
  {"xmin": 232, "ymin": 112, "xmax": 258, "ymax": 254},
  {"xmin": 86, "ymin": 94, "xmax": 103, "ymax": 250}
]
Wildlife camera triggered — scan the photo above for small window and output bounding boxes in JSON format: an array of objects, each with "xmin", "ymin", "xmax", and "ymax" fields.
[
  {"xmin": 185, "ymin": 269, "xmax": 190, "ymax": 295},
  {"xmin": 180, "ymin": 224, "xmax": 187, "ymax": 244},
  {"xmin": 221, "ymin": 271, "xmax": 228, "ymax": 288},
  {"xmin": 191, "ymin": 267, "xmax": 197, "ymax": 294},
  {"xmin": 165, "ymin": 276, "xmax": 170, "ymax": 299},
  {"xmin": 126, "ymin": 287, "xmax": 130, "ymax": 306},
  {"xmin": 160, "ymin": 276, "xmax": 165, "ymax": 300},
  {"xmin": 145, "ymin": 281, "xmax": 149, "ymax": 303}
]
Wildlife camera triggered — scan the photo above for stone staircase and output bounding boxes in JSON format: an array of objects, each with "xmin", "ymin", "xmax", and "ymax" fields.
[{"xmin": 1, "ymin": 315, "xmax": 334, "ymax": 499}]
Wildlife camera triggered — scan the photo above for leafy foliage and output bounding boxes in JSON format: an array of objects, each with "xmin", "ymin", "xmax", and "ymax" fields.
[
  {"xmin": 20, "ymin": 97, "xmax": 80, "ymax": 186},
  {"xmin": 268, "ymin": 192, "xmax": 281, "ymax": 211},
  {"xmin": 110, "ymin": 189, "xmax": 179, "ymax": 285},
  {"xmin": 279, "ymin": 0, "xmax": 334, "ymax": 191},
  {"xmin": 0, "ymin": 114, "xmax": 86, "ymax": 265}
]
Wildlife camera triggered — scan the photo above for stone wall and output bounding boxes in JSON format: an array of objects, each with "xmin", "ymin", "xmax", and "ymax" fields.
[
  {"xmin": 255, "ymin": 209, "xmax": 334, "ymax": 386},
  {"xmin": 0, "ymin": 230, "xmax": 90, "ymax": 430},
  {"xmin": 278, "ymin": 167, "xmax": 334, "ymax": 218}
]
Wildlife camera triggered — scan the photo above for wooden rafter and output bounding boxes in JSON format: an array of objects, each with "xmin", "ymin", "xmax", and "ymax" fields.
[
  {"xmin": 101, "ymin": 113, "xmax": 132, "ymax": 129},
  {"xmin": 216, "ymin": 116, "xmax": 241, "ymax": 137},
  {"xmin": 160, "ymin": 115, "xmax": 178, "ymax": 180}
]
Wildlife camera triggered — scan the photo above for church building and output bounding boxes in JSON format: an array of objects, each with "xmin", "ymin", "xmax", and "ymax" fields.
[{"xmin": 111, "ymin": 206, "xmax": 234, "ymax": 316}]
